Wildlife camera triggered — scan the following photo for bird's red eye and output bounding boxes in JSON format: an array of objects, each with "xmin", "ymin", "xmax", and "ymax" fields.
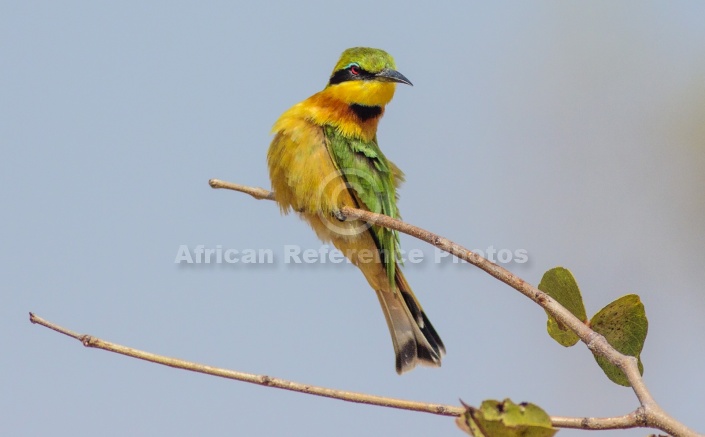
[{"xmin": 350, "ymin": 65, "xmax": 360, "ymax": 75}]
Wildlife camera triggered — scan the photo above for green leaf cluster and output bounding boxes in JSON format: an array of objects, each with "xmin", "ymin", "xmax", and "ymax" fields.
[
  {"xmin": 537, "ymin": 267, "xmax": 648, "ymax": 386},
  {"xmin": 456, "ymin": 399, "xmax": 557, "ymax": 437}
]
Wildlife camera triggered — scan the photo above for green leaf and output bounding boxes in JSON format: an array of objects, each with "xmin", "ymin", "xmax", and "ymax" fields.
[
  {"xmin": 456, "ymin": 399, "xmax": 558, "ymax": 437},
  {"xmin": 538, "ymin": 267, "xmax": 587, "ymax": 347},
  {"xmin": 590, "ymin": 294, "xmax": 648, "ymax": 386}
]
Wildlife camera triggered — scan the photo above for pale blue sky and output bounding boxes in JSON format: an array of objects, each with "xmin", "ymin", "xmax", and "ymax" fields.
[{"xmin": 3, "ymin": 2, "xmax": 705, "ymax": 436}]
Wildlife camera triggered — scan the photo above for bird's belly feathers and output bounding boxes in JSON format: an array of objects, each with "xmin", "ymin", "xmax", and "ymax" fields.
[{"xmin": 267, "ymin": 118, "xmax": 372, "ymax": 245}]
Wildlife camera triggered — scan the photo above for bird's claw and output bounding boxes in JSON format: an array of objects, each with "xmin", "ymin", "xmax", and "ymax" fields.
[{"xmin": 333, "ymin": 210, "xmax": 346, "ymax": 222}]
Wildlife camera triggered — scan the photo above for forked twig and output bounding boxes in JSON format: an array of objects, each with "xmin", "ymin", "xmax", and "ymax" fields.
[
  {"xmin": 27, "ymin": 179, "xmax": 701, "ymax": 437},
  {"xmin": 207, "ymin": 178, "xmax": 698, "ymax": 437}
]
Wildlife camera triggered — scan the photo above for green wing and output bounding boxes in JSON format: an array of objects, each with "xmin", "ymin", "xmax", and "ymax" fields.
[{"xmin": 323, "ymin": 125, "xmax": 401, "ymax": 287}]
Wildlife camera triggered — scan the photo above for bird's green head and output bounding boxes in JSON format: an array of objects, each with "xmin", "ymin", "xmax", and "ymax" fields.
[{"xmin": 325, "ymin": 47, "xmax": 411, "ymax": 106}]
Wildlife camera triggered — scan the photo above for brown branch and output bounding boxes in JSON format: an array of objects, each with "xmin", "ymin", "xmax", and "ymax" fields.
[
  {"xmin": 550, "ymin": 411, "xmax": 646, "ymax": 431},
  {"xmin": 208, "ymin": 178, "xmax": 701, "ymax": 437},
  {"xmin": 30, "ymin": 312, "xmax": 652, "ymax": 432},
  {"xmin": 208, "ymin": 179, "xmax": 274, "ymax": 200},
  {"xmin": 29, "ymin": 312, "xmax": 461, "ymax": 416}
]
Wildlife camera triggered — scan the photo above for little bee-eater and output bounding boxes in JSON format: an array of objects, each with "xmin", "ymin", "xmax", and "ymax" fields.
[{"xmin": 267, "ymin": 47, "xmax": 444, "ymax": 374}]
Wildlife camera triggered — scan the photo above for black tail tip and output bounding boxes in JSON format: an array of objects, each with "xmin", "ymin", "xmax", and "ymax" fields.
[{"xmin": 395, "ymin": 338, "xmax": 444, "ymax": 375}]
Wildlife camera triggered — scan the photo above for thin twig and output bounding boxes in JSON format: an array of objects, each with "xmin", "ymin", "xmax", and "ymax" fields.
[
  {"xmin": 208, "ymin": 179, "xmax": 274, "ymax": 200},
  {"xmin": 29, "ymin": 312, "xmax": 647, "ymax": 431},
  {"xmin": 208, "ymin": 178, "xmax": 701, "ymax": 437},
  {"xmin": 27, "ymin": 312, "xmax": 457, "ymax": 416},
  {"xmin": 550, "ymin": 412, "xmax": 643, "ymax": 430}
]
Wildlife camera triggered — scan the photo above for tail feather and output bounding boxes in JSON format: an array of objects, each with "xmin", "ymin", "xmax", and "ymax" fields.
[
  {"xmin": 397, "ymin": 269, "xmax": 445, "ymax": 358},
  {"xmin": 376, "ymin": 268, "xmax": 445, "ymax": 374}
]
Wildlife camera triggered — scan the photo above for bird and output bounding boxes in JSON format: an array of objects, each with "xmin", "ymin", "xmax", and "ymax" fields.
[{"xmin": 267, "ymin": 47, "xmax": 444, "ymax": 374}]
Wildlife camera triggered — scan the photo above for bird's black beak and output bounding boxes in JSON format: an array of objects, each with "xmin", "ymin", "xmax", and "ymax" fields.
[{"xmin": 375, "ymin": 68, "xmax": 413, "ymax": 86}]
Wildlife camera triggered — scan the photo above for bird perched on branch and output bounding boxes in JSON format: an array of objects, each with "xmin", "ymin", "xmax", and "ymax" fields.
[{"xmin": 267, "ymin": 47, "xmax": 444, "ymax": 374}]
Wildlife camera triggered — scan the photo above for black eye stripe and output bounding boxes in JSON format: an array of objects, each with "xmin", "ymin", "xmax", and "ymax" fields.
[{"xmin": 328, "ymin": 67, "xmax": 375, "ymax": 85}]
